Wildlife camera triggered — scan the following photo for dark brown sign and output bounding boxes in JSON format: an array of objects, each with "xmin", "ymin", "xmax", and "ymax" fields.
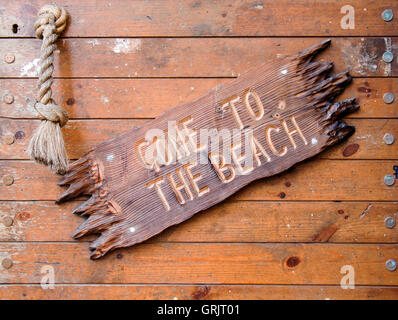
[{"xmin": 57, "ymin": 39, "xmax": 359, "ymax": 259}]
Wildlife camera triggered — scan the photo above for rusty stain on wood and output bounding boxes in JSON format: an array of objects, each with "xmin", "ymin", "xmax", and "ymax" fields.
[
  {"xmin": 313, "ymin": 223, "xmax": 340, "ymax": 242},
  {"xmin": 342, "ymin": 143, "xmax": 360, "ymax": 157}
]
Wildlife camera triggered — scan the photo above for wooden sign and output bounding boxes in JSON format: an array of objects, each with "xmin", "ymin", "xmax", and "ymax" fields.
[{"xmin": 57, "ymin": 39, "xmax": 359, "ymax": 259}]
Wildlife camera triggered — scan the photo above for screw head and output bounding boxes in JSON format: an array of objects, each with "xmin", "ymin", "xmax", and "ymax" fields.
[
  {"xmin": 2, "ymin": 135, "xmax": 15, "ymax": 145},
  {"xmin": 382, "ymin": 51, "xmax": 394, "ymax": 63},
  {"xmin": 3, "ymin": 175, "xmax": 14, "ymax": 186},
  {"xmin": 3, "ymin": 94, "xmax": 14, "ymax": 104},
  {"xmin": 4, "ymin": 53, "xmax": 15, "ymax": 64},
  {"xmin": 385, "ymin": 216, "xmax": 396, "ymax": 229},
  {"xmin": 382, "ymin": 9, "xmax": 394, "ymax": 22},
  {"xmin": 386, "ymin": 259, "xmax": 397, "ymax": 272},
  {"xmin": 383, "ymin": 92, "xmax": 395, "ymax": 104},
  {"xmin": 1, "ymin": 258, "xmax": 13, "ymax": 269},
  {"xmin": 3, "ymin": 216, "xmax": 13, "ymax": 227},
  {"xmin": 383, "ymin": 133, "xmax": 395, "ymax": 145},
  {"xmin": 384, "ymin": 175, "xmax": 395, "ymax": 186}
]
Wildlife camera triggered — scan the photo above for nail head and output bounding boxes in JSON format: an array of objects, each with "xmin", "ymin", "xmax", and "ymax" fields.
[
  {"xmin": 3, "ymin": 135, "xmax": 15, "ymax": 145},
  {"xmin": 1, "ymin": 258, "xmax": 13, "ymax": 269},
  {"xmin": 382, "ymin": 9, "xmax": 394, "ymax": 22},
  {"xmin": 386, "ymin": 259, "xmax": 397, "ymax": 272},
  {"xmin": 384, "ymin": 216, "xmax": 396, "ymax": 229},
  {"xmin": 383, "ymin": 133, "xmax": 395, "ymax": 145},
  {"xmin": 3, "ymin": 175, "xmax": 14, "ymax": 186},
  {"xmin": 383, "ymin": 92, "xmax": 395, "ymax": 104},
  {"xmin": 3, "ymin": 94, "xmax": 14, "ymax": 104},
  {"xmin": 382, "ymin": 51, "xmax": 394, "ymax": 63},
  {"xmin": 4, "ymin": 53, "xmax": 15, "ymax": 64},
  {"xmin": 3, "ymin": 216, "xmax": 13, "ymax": 227},
  {"xmin": 384, "ymin": 175, "xmax": 395, "ymax": 186}
]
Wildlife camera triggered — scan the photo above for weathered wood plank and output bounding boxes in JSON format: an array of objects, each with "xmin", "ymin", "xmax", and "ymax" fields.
[
  {"xmin": 0, "ymin": 243, "xmax": 397, "ymax": 285},
  {"xmin": 1, "ymin": 201, "xmax": 397, "ymax": 243},
  {"xmin": 1, "ymin": 284, "xmax": 397, "ymax": 300},
  {"xmin": 235, "ymin": 159, "xmax": 398, "ymax": 201},
  {"xmin": 0, "ymin": 78, "xmax": 396, "ymax": 119},
  {"xmin": 0, "ymin": 160, "xmax": 396, "ymax": 201},
  {"xmin": 1, "ymin": 119, "xmax": 396, "ymax": 160},
  {"xmin": 2, "ymin": 0, "xmax": 397, "ymax": 37},
  {"xmin": 0, "ymin": 38, "xmax": 396, "ymax": 77}
]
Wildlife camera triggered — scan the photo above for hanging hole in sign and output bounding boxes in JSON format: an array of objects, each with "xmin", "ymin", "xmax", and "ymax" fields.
[
  {"xmin": 273, "ymin": 113, "xmax": 281, "ymax": 119},
  {"xmin": 12, "ymin": 24, "xmax": 18, "ymax": 34}
]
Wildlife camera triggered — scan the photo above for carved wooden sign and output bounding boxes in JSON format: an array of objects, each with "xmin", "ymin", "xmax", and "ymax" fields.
[{"xmin": 57, "ymin": 40, "xmax": 359, "ymax": 259}]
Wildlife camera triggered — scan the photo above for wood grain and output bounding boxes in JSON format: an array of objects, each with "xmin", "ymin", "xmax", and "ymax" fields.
[
  {"xmin": 1, "ymin": 160, "xmax": 396, "ymax": 201},
  {"xmin": 1, "ymin": 38, "xmax": 396, "ymax": 78},
  {"xmin": 1, "ymin": 0, "xmax": 397, "ymax": 300},
  {"xmin": 56, "ymin": 40, "xmax": 363, "ymax": 258},
  {"xmin": 1, "ymin": 284, "xmax": 397, "ymax": 300},
  {"xmin": 1, "ymin": 119, "xmax": 397, "ymax": 160},
  {"xmin": 2, "ymin": 0, "xmax": 397, "ymax": 37},
  {"xmin": 0, "ymin": 243, "xmax": 397, "ymax": 285},
  {"xmin": 1, "ymin": 201, "xmax": 397, "ymax": 243},
  {"xmin": 0, "ymin": 78, "xmax": 396, "ymax": 119}
]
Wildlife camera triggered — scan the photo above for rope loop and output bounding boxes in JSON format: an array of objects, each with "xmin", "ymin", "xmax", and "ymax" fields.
[{"xmin": 34, "ymin": 3, "xmax": 68, "ymax": 39}]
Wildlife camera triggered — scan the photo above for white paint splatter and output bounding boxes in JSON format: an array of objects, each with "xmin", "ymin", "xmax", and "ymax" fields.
[
  {"xmin": 356, "ymin": 134, "xmax": 371, "ymax": 140},
  {"xmin": 311, "ymin": 137, "xmax": 318, "ymax": 145},
  {"xmin": 106, "ymin": 154, "xmax": 114, "ymax": 162},
  {"xmin": 281, "ymin": 69, "xmax": 288, "ymax": 75},
  {"xmin": 87, "ymin": 39, "xmax": 100, "ymax": 47},
  {"xmin": 101, "ymin": 96, "xmax": 110, "ymax": 104},
  {"xmin": 113, "ymin": 39, "xmax": 141, "ymax": 54},
  {"xmin": 129, "ymin": 226, "xmax": 136, "ymax": 233},
  {"xmin": 249, "ymin": 4, "xmax": 264, "ymax": 9},
  {"xmin": 20, "ymin": 58, "xmax": 40, "ymax": 77}
]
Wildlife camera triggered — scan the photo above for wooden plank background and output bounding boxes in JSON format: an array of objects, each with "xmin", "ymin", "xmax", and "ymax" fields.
[{"xmin": 0, "ymin": 0, "xmax": 397, "ymax": 300}]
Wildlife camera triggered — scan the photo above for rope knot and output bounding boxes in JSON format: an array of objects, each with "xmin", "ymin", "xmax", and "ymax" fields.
[
  {"xmin": 29, "ymin": 99, "xmax": 69, "ymax": 128},
  {"xmin": 34, "ymin": 3, "xmax": 68, "ymax": 38}
]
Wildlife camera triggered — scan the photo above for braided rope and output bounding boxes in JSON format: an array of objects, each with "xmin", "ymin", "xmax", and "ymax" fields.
[{"xmin": 27, "ymin": 4, "xmax": 69, "ymax": 174}]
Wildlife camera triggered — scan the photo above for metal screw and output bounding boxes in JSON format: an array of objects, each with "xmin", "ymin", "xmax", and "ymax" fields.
[
  {"xmin": 1, "ymin": 258, "xmax": 13, "ymax": 269},
  {"xmin": 382, "ymin": 51, "xmax": 394, "ymax": 63},
  {"xmin": 3, "ymin": 175, "xmax": 14, "ymax": 186},
  {"xmin": 386, "ymin": 259, "xmax": 397, "ymax": 272},
  {"xmin": 385, "ymin": 217, "xmax": 396, "ymax": 229},
  {"xmin": 3, "ymin": 216, "xmax": 13, "ymax": 227},
  {"xmin": 383, "ymin": 92, "xmax": 395, "ymax": 104},
  {"xmin": 3, "ymin": 94, "xmax": 14, "ymax": 104},
  {"xmin": 384, "ymin": 175, "xmax": 395, "ymax": 186},
  {"xmin": 3, "ymin": 135, "xmax": 15, "ymax": 145},
  {"xmin": 383, "ymin": 133, "xmax": 395, "ymax": 145},
  {"xmin": 4, "ymin": 53, "xmax": 15, "ymax": 64},
  {"xmin": 384, "ymin": 174, "xmax": 395, "ymax": 186},
  {"xmin": 382, "ymin": 9, "xmax": 394, "ymax": 22}
]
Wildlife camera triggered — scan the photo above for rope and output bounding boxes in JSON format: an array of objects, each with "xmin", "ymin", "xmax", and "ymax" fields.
[{"xmin": 27, "ymin": 3, "xmax": 69, "ymax": 174}]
